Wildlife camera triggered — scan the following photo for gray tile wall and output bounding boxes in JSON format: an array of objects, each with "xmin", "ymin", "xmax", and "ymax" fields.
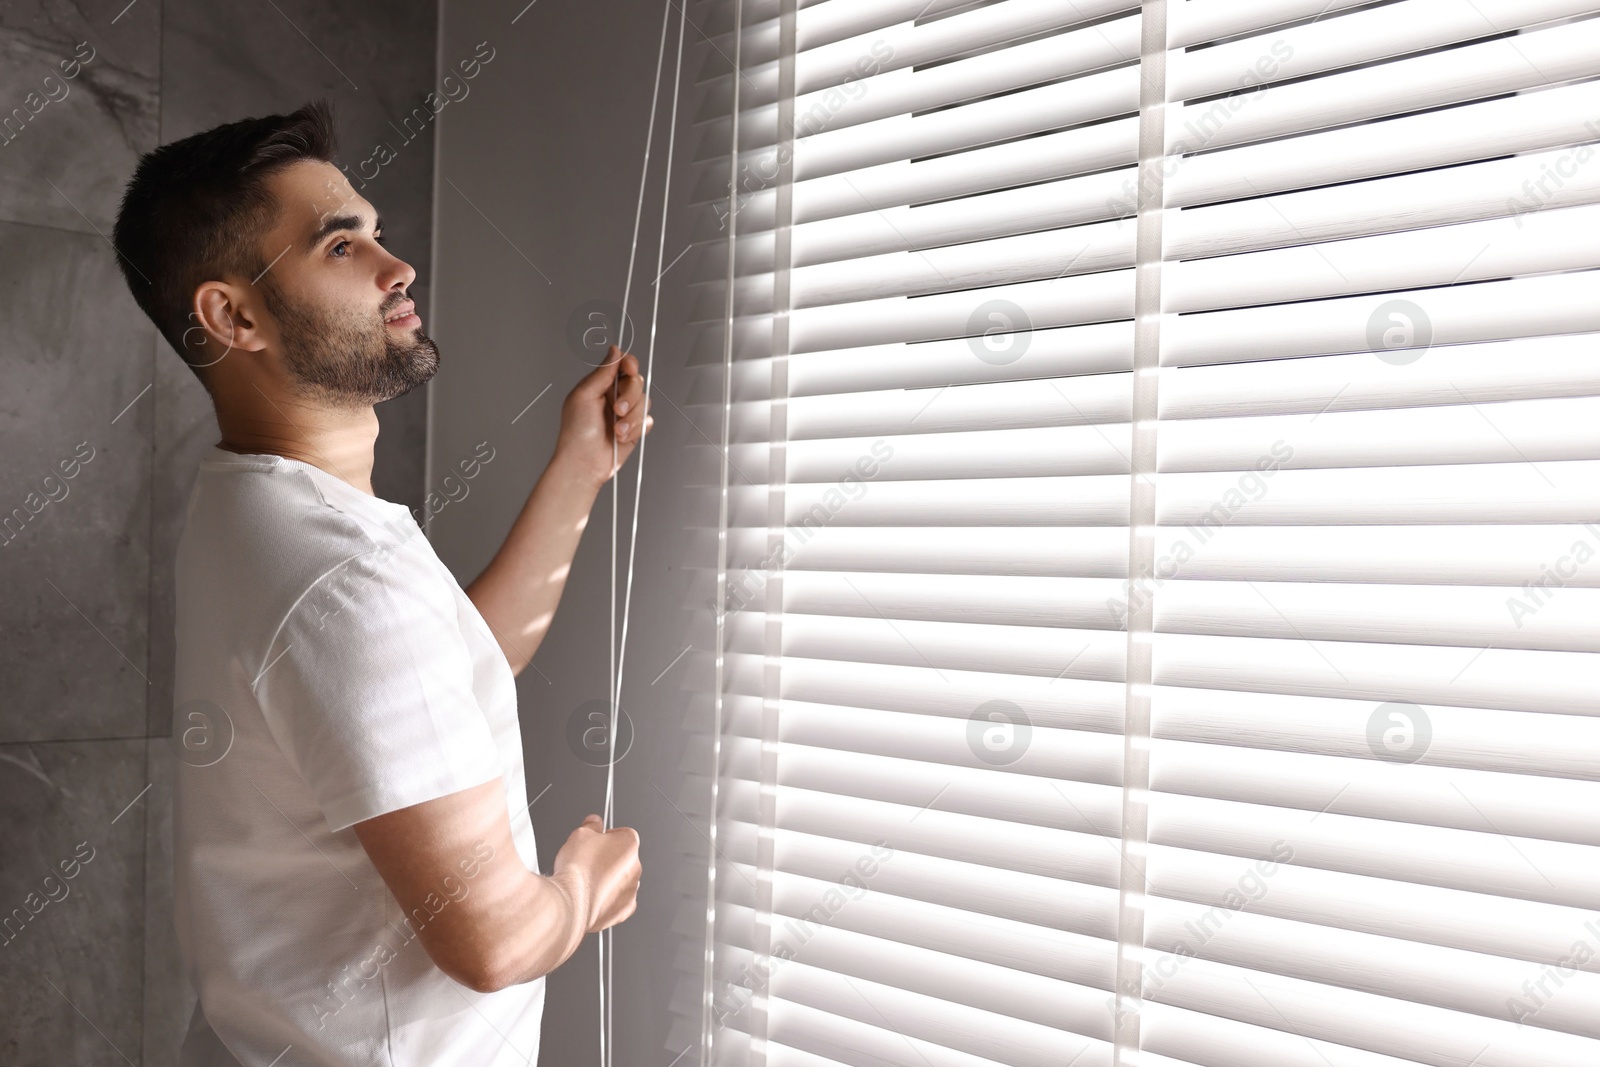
[{"xmin": 0, "ymin": 0, "xmax": 438, "ymax": 1061}]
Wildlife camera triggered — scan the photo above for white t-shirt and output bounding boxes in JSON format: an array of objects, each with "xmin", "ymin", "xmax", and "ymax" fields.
[{"xmin": 171, "ymin": 445, "xmax": 545, "ymax": 1066}]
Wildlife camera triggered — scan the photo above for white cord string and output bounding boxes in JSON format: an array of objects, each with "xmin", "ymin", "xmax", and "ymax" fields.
[
  {"xmin": 599, "ymin": 2, "xmax": 683, "ymax": 1065},
  {"xmin": 606, "ymin": 0, "xmax": 672, "ymax": 835},
  {"xmin": 613, "ymin": 0, "xmax": 686, "ymax": 830}
]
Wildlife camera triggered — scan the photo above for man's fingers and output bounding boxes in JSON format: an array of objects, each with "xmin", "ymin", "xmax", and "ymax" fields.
[
  {"xmin": 573, "ymin": 346, "xmax": 630, "ymax": 398},
  {"xmin": 572, "ymin": 359, "xmax": 616, "ymax": 399},
  {"xmin": 614, "ymin": 372, "xmax": 647, "ymax": 416}
]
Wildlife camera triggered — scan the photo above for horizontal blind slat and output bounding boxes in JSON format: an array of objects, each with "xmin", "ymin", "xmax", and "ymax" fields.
[
  {"xmin": 769, "ymin": 963, "xmax": 1101, "ymax": 1067},
  {"xmin": 714, "ymin": 902, "xmax": 1109, "ymax": 1034},
  {"xmin": 1153, "ymin": 684, "xmax": 1600, "ymax": 781},
  {"xmin": 1166, "ymin": 202, "xmax": 1600, "ymax": 315},
  {"xmin": 1151, "ymin": 739, "xmax": 1600, "ymax": 846},
  {"xmin": 767, "ymin": 997, "xmax": 1105, "ymax": 1067},
  {"xmin": 698, "ymin": 14, "xmax": 1142, "ymax": 161},
  {"xmin": 1164, "ymin": 79, "xmax": 1600, "ymax": 210},
  {"xmin": 1148, "ymin": 793, "xmax": 1600, "ymax": 909},
  {"xmin": 1167, "ymin": 0, "xmax": 1597, "ymax": 102},
  {"xmin": 1155, "ymin": 632, "xmax": 1600, "ymax": 716},
  {"xmin": 1163, "ymin": 19, "xmax": 1600, "ymax": 156},
  {"xmin": 1146, "ymin": 841, "xmax": 1600, "ymax": 971},
  {"xmin": 1165, "ymin": 271, "xmax": 1600, "ymax": 368},
  {"xmin": 1143, "ymin": 959, "xmax": 1596, "ymax": 1067},
  {"xmin": 1141, "ymin": 903, "xmax": 1600, "ymax": 1038}
]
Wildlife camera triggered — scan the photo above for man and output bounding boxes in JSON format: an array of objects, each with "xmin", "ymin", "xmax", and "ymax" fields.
[{"xmin": 112, "ymin": 98, "xmax": 647, "ymax": 1065}]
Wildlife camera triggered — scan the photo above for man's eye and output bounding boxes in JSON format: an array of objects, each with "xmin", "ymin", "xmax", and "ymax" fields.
[{"xmin": 330, "ymin": 234, "xmax": 384, "ymax": 257}]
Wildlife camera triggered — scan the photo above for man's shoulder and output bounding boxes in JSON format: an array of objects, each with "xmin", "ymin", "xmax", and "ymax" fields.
[
  {"xmin": 176, "ymin": 460, "xmax": 429, "ymax": 630},
  {"xmin": 193, "ymin": 455, "xmax": 422, "ymax": 546}
]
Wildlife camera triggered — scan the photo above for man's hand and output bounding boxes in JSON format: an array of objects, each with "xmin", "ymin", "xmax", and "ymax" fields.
[
  {"xmin": 551, "ymin": 813, "xmax": 642, "ymax": 934},
  {"xmin": 555, "ymin": 345, "xmax": 655, "ymax": 490}
]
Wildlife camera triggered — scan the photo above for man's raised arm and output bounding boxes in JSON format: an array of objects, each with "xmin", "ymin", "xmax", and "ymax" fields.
[{"xmin": 465, "ymin": 347, "xmax": 653, "ymax": 678}]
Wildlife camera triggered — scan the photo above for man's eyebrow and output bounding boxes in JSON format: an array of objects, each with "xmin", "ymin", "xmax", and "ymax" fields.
[{"xmin": 306, "ymin": 211, "xmax": 384, "ymax": 253}]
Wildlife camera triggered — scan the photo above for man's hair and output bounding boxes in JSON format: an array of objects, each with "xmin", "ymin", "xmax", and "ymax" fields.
[{"xmin": 111, "ymin": 98, "xmax": 341, "ymax": 388}]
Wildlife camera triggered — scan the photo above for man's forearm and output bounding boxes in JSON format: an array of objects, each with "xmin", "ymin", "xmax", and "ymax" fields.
[
  {"xmin": 485, "ymin": 869, "xmax": 592, "ymax": 992},
  {"xmin": 465, "ymin": 451, "xmax": 602, "ymax": 677}
]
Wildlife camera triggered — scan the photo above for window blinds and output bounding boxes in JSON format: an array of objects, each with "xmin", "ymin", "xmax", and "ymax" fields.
[{"xmin": 667, "ymin": 2, "xmax": 1600, "ymax": 1066}]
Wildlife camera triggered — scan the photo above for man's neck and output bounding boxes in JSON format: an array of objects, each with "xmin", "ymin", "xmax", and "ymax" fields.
[{"xmin": 215, "ymin": 403, "xmax": 381, "ymax": 498}]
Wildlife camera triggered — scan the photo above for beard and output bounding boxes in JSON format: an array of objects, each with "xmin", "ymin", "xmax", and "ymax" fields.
[{"xmin": 260, "ymin": 276, "xmax": 439, "ymax": 407}]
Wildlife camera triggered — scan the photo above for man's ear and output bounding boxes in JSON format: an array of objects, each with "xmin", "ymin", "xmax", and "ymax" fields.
[{"xmin": 187, "ymin": 282, "xmax": 268, "ymax": 369}]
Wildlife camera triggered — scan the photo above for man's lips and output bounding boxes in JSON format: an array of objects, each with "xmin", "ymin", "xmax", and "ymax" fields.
[{"xmin": 384, "ymin": 301, "xmax": 419, "ymax": 327}]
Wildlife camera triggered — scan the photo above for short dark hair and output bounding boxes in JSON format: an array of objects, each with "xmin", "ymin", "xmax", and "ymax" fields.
[{"xmin": 112, "ymin": 98, "xmax": 341, "ymax": 388}]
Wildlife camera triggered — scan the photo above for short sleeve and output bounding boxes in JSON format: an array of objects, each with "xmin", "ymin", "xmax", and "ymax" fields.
[{"xmin": 252, "ymin": 542, "xmax": 504, "ymax": 834}]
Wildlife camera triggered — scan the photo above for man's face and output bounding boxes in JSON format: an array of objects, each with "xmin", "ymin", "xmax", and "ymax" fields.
[{"xmin": 252, "ymin": 160, "xmax": 437, "ymax": 406}]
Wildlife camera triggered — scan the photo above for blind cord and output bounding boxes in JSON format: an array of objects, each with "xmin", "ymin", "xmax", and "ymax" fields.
[{"xmin": 600, "ymin": 1, "xmax": 685, "ymax": 1065}]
